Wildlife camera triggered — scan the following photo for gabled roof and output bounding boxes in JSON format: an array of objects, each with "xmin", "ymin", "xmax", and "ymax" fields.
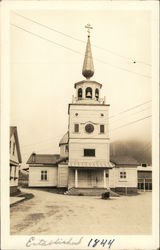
[
  {"xmin": 26, "ymin": 153, "xmax": 60, "ymax": 165},
  {"xmin": 10, "ymin": 126, "xmax": 22, "ymax": 163},
  {"xmin": 59, "ymin": 132, "xmax": 68, "ymax": 146},
  {"xmin": 110, "ymin": 155, "xmax": 139, "ymax": 165}
]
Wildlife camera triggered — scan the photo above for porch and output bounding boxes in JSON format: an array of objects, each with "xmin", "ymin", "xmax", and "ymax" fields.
[{"xmin": 68, "ymin": 168, "xmax": 109, "ymax": 189}]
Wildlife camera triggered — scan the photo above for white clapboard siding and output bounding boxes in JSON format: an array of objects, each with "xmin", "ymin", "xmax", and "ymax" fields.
[
  {"xmin": 69, "ymin": 105, "xmax": 109, "ymax": 139},
  {"xmin": 58, "ymin": 164, "xmax": 68, "ymax": 187},
  {"xmin": 10, "ymin": 134, "xmax": 19, "ymax": 163},
  {"xmin": 60, "ymin": 145, "xmax": 68, "ymax": 158},
  {"xmin": 10, "ymin": 165, "xmax": 19, "ymax": 187},
  {"xmin": 29, "ymin": 166, "xmax": 58, "ymax": 187},
  {"xmin": 69, "ymin": 140, "xmax": 109, "ymax": 162},
  {"xmin": 109, "ymin": 167, "xmax": 137, "ymax": 188}
]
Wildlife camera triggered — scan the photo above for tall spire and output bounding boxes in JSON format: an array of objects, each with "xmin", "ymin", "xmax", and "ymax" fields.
[{"xmin": 82, "ymin": 24, "xmax": 94, "ymax": 80}]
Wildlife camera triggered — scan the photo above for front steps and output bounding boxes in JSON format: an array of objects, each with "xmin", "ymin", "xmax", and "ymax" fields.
[{"xmin": 64, "ymin": 187, "xmax": 119, "ymax": 197}]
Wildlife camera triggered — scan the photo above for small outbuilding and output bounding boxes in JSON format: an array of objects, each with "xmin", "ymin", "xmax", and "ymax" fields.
[{"xmin": 109, "ymin": 155, "xmax": 139, "ymax": 194}]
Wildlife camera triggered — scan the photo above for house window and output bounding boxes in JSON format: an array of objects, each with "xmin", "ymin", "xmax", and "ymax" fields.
[
  {"xmin": 120, "ymin": 171, "xmax": 126, "ymax": 179},
  {"xmin": 65, "ymin": 145, "xmax": 69, "ymax": 152},
  {"xmin": 13, "ymin": 142, "xmax": 15, "ymax": 155},
  {"xmin": 10, "ymin": 165, "xmax": 12, "ymax": 176},
  {"xmin": 9, "ymin": 140, "xmax": 11, "ymax": 153},
  {"xmin": 84, "ymin": 149, "xmax": 95, "ymax": 157},
  {"xmin": 41, "ymin": 170, "xmax": 47, "ymax": 181},
  {"xmin": 74, "ymin": 124, "xmax": 79, "ymax": 133},
  {"xmin": 106, "ymin": 173, "xmax": 109, "ymax": 178},
  {"xmin": 100, "ymin": 124, "xmax": 105, "ymax": 133}
]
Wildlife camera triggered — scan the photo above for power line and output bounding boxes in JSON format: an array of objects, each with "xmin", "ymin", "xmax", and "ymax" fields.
[
  {"xmin": 12, "ymin": 11, "xmax": 151, "ymax": 67},
  {"xmin": 11, "ymin": 23, "xmax": 151, "ymax": 79},
  {"xmin": 141, "ymin": 143, "xmax": 152, "ymax": 154},
  {"xmin": 110, "ymin": 106, "xmax": 151, "ymax": 124},
  {"xmin": 110, "ymin": 115, "xmax": 152, "ymax": 132},
  {"xmin": 110, "ymin": 100, "xmax": 152, "ymax": 119}
]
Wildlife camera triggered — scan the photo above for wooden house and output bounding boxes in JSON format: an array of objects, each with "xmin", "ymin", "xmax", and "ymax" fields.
[
  {"xmin": 137, "ymin": 165, "xmax": 152, "ymax": 192},
  {"xmin": 10, "ymin": 126, "xmax": 22, "ymax": 195}
]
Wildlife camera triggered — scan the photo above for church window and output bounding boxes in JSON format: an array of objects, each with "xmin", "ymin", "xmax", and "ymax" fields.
[
  {"xmin": 78, "ymin": 88, "xmax": 82, "ymax": 99},
  {"xmin": 86, "ymin": 87, "xmax": 92, "ymax": 98},
  {"xmin": 13, "ymin": 142, "xmax": 15, "ymax": 155},
  {"xmin": 101, "ymin": 113, "xmax": 104, "ymax": 117},
  {"xmin": 84, "ymin": 149, "xmax": 95, "ymax": 157},
  {"xmin": 75, "ymin": 113, "xmax": 78, "ymax": 116},
  {"xmin": 74, "ymin": 124, "xmax": 79, "ymax": 133},
  {"xmin": 95, "ymin": 88, "xmax": 99, "ymax": 100},
  {"xmin": 120, "ymin": 172, "xmax": 126, "ymax": 179},
  {"xmin": 100, "ymin": 124, "xmax": 105, "ymax": 133},
  {"xmin": 85, "ymin": 124, "xmax": 94, "ymax": 133},
  {"xmin": 41, "ymin": 170, "xmax": 47, "ymax": 181}
]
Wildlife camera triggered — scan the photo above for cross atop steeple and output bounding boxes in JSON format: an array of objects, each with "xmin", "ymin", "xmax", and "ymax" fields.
[
  {"xmin": 82, "ymin": 24, "xmax": 94, "ymax": 79},
  {"xmin": 85, "ymin": 24, "xmax": 93, "ymax": 37}
]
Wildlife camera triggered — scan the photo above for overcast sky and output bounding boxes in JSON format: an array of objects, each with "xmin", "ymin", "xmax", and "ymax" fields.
[{"xmin": 10, "ymin": 9, "xmax": 152, "ymax": 167}]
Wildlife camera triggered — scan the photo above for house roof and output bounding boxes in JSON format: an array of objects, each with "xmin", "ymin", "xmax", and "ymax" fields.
[
  {"xmin": 110, "ymin": 155, "xmax": 139, "ymax": 165},
  {"xmin": 137, "ymin": 166, "xmax": 152, "ymax": 171},
  {"xmin": 26, "ymin": 153, "xmax": 60, "ymax": 165},
  {"xmin": 10, "ymin": 126, "xmax": 22, "ymax": 163},
  {"xmin": 59, "ymin": 132, "xmax": 68, "ymax": 146}
]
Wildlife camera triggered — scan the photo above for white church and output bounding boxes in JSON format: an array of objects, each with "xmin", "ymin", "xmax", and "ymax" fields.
[{"xmin": 27, "ymin": 25, "xmax": 138, "ymax": 195}]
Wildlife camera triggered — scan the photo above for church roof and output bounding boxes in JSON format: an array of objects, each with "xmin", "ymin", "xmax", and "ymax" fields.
[
  {"xmin": 110, "ymin": 155, "xmax": 139, "ymax": 165},
  {"xmin": 74, "ymin": 80, "xmax": 102, "ymax": 88},
  {"xmin": 10, "ymin": 126, "xmax": 22, "ymax": 163},
  {"xmin": 82, "ymin": 34, "xmax": 94, "ymax": 79},
  {"xmin": 27, "ymin": 153, "xmax": 60, "ymax": 165},
  {"xmin": 59, "ymin": 132, "xmax": 68, "ymax": 146},
  {"xmin": 69, "ymin": 161, "xmax": 113, "ymax": 168}
]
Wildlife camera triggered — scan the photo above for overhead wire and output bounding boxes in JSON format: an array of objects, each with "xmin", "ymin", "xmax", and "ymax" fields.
[
  {"xmin": 110, "ymin": 106, "xmax": 151, "ymax": 125},
  {"xmin": 109, "ymin": 100, "xmax": 152, "ymax": 119},
  {"xmin": 12, "ymin": 11, "xmax": 151, "ymax": 67},
  {"xmin": 10, "ymin": 23, "xmax": 151, "ymax": 79},
  {"xmin": 110, "ymin": 115, "xmax": 152, "ymax": 132}
]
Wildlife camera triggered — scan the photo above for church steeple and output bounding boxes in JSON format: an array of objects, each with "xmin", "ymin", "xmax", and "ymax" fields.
[{"xmin": 82, "ymin": 24, "xmax": 94, "ymax": 79}]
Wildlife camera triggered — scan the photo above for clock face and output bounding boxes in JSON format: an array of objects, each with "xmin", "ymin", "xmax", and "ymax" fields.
[{"xmin": 85, "ymin": 124, "xmax": 94, "ymax": 133}]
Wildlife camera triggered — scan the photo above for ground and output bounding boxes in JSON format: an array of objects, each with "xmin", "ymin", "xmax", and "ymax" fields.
[{"xmin": 10, "ymin": 188, "xmax": 152, "ymax": 235}]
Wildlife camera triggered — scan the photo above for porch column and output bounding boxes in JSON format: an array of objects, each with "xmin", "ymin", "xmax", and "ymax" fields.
[
  {"xmin": 75, "ymin": 169, "xmax": 78, "ymax": 188},
  {"xmin": 103, "ymin": 169, "xmax": 106, "ymax": 188}
]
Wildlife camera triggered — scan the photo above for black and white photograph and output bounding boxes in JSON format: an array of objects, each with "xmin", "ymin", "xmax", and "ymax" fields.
[{"xmin": 1, "ymin": 1, "xmax": 159, "ymax": 250}]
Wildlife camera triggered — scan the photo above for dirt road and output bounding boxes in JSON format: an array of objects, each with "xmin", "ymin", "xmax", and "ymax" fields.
[{"xmin": 10, "ymin": 188, "xmax": 152, "ymax": 235}]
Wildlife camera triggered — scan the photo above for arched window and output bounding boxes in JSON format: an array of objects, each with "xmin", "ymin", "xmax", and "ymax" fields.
[
  {"xmin": 85, "ymin": 87, "xmax": 92, "ymax": 99},
  {"xmin": 78, "ymin": 88, "xmax": 82, "ymax": 100},
  {"xmin": 95, "ymin": 88, "xmax": 99, "ymax": 100}
]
